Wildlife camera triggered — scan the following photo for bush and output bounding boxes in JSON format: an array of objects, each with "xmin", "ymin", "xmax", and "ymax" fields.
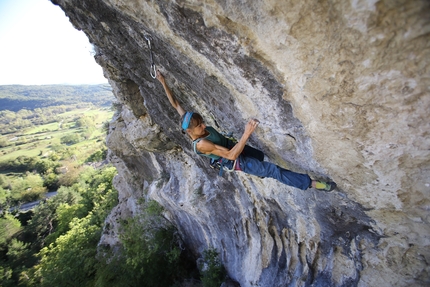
[
  {"xmin": 57, "ymin": 164, "xmax": 82, "ymax": 187},
  {"xmin": 0, "ymin": 214, "xmax": 21, "ymax": 247},
  {"xmin": 200, "ymin": 248, "xmax": 226, "ymax": 287},
  {"xmin": 0, "ymin": 156, "xmax": 38, "ymax": 173},
  {"xmin": 43, "ymin": 173, "xmax": 59, "ymax": 191},
  {"xmin": 19, "ymin": 186, "xmax": 46, "ymax": 203},
  {"xmin": 94, "ymin": 200, "xmax": 195, "ymax": 287},
  {"xmin": 35, "ymin": 160, "xmax": 60, "ymax": 175},
  {"xmin": 38, "ymin": 216, "xmax": 102, "ymax": 287},
  {"xmin": 85, "ymin": 149, "xmax": 107, "ymax": 163},
  {"xmin": 0, "ymin": 136, "xmax": 8, "ymax": 148},
  {"xmin": 29, "ymin": 166, "xmax": 118, "ymax": 286},
  {"xmin": 60, "ymin": 134, "xmax": 81, "ymax": 145}
]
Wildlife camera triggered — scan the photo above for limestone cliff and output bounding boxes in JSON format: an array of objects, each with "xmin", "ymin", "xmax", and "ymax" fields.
[{"xmin": 52, "ymin": 0, "xmax": 430, "ymax": 286}]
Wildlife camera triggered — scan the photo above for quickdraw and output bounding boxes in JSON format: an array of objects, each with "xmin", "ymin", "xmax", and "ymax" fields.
[
  {"xmin": 144, "ymin": 34, "xmax": 156, "ymax": 79},
  {"xmin": 210, "ymin": 158, "xmax": 237, "ymax": 176}
]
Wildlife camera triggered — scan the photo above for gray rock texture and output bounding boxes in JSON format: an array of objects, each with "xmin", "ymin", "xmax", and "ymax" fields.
[{"xmin": 52, "ymin": 0, "xmax": 430, "ymax": 286}]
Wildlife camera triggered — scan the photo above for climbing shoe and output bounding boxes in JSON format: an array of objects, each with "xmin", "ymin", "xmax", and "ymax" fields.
[{"xmin": 315, "ymin": 181, "xmax": 337, "ymax": 191}]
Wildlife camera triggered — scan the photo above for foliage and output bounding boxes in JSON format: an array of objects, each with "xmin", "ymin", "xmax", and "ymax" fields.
[
  {"xmin": 57, "ymin": 164, "xmax": 82, "ymax": 187},
  {"xmin": 94, "ymin": 200, "xmax": 192, "ymax": 287},
  {"xmin": 0, "ymin": 165, "xmax": 201, "ymax": 287},
  {"xmin": 42, "ymin": 172, "xmax": 58, "ymax": 191},
  {"xmin": 0, "ymin": 85, "xmax": 202, "ymax": 286},
  {"xmin": 5, "ymin": 166, "xmax": 117, "ymax": 287},
  {"xmin": 0, "ymin": 214, "xmax": 21, "ymax": 248},
  {"xmin": 75, "ymin": 115, "xmax": 96, "ymax": 129},
  {"xmin": 33, "ymin": 166, "xmax": 118, "ymax": 286},
  {"xmin": 38, "ymin": 216, "xmax": 102, "ymax": 287},
  {"xmin": 0, "ymin": 173, "xmax": 49, "ymax": 207},
  {"xmin": 60, "ymin": 133, "xmax": 81, "ymax": 145},
  {"xmin": 22, "ymin": 187, "xmax": 82, "ymax": 250},
  {"xmin": 200, "ymin": 248, "xmax": 226, "ymax": 287},
  {"xmin": 35, "ymin": 159, "xmax": 60, "ymax": 174},
  {"xmin": 85, "ymin": 149, "xmax": 107, "ymax": 163},
  {"xmin": 0, "ymin": 156, "xmax": 39, "ymax": 172},
  {"xmin": 0, "ymin": 84, "xmax": 123, "ymax": 286},
  {"xmin": 19, "ymin": 186, "xmax": 46, "ymax": 203},
  {"xmin": 0, "ymin": 136, "xmax": 7, "ymax": 148},
  {"xmin": 0, "ymin": 85, "xmax": 114, "ymax": 112}
]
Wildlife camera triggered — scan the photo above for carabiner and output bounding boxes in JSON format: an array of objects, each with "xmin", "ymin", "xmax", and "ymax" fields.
[
  {"xmin": 150, "ymin": 63, "xmax": 156, "ymax": 79},
  {"xmin": 144, "ymin": 35, "xmax": 156, "ymax": 79}
]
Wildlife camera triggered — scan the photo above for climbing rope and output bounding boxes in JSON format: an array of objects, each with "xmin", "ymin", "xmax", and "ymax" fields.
[{"xmin": 144, "ymin": 34, "xmax": 156, "ymax": 79}]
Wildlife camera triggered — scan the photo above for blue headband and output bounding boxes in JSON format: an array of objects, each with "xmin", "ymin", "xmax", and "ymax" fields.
[{"xmin": 182, "ymin": 112, "xmax": 193, "ymax": 130}]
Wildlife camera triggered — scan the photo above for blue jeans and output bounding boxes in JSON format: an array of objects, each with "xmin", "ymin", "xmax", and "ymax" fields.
[{"xmin": 238, "ymin": 155, "xmax": 311, "ymax": 190}]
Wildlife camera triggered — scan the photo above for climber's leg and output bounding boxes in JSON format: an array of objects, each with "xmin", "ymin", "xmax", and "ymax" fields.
[{"xmin": 238, "ymin": 155, "xmax": 311, "ymax": 190}]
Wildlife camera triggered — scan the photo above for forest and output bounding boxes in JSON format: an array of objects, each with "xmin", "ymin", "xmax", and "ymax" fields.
[
  {"xmin": 0, "ymin": 85, "xmax": 114, "ymax": 112},
  {"xmin": 0, "ymin": 85, "xmax": 224, "ymax": 287}
]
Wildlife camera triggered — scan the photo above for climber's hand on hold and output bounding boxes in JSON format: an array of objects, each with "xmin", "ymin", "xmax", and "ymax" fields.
[{"xmin": 244, "ymin": 119, "xmax": 259, "ymax": 137}]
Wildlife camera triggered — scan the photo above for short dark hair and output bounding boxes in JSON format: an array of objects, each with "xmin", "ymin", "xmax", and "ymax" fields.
[{"xmin": 180, "ymin": 112, "xmax": 203, "ymax": 132}]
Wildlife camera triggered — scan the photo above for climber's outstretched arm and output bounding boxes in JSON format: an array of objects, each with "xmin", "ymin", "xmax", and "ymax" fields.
[{"xmin": 156, "ymin": 71, "xmax": 186, "ymax": 116}]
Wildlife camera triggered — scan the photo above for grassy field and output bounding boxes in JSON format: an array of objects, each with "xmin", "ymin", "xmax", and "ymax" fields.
[{"xmin": 0, "ymin": 107, "xmax": 113, "ymax": 162}]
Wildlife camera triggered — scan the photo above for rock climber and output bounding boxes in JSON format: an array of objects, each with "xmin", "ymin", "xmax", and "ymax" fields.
[{"xmin": 156, "ymin": 70, "xmax": 336, "ymax": 191}]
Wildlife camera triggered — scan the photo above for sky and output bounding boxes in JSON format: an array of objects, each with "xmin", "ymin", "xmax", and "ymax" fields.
[{"xmin": 0, "ymin": 0, "xmax": 108, "ymax": 85}]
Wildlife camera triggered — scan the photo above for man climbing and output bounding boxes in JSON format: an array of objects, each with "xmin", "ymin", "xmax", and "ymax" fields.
[{"xmin": 156, "ymin": 71, "xmax": 336, "ymax": 191}]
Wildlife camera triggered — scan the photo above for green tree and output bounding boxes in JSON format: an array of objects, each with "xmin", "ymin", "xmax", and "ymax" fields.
[
  {"xmin": 38, "ymin": 216, "xmax": 101, "ymax": 287},
  {"xmin": 0, "ymin": 187, "xmax": 8, "ymax": 206},
  {"xmin": 0, "ymin": 136, "xmax": 8, "ymax": 148},
  {"xmin": 94, "ymin": 200, "xmax": 188, "ymax": 287},
  {"xmin": 35, "ymin": 166, "xmax": 118, "ymax": 286},
  {"xmin": 42, "ymin": 172, "xmax": 59, "ymax": 191},
  {"xmin": 6, "ymin": 238, "xmax": 33, "ymax": 283},
  {"xmin": 23, "ymin": 188, "xmax": 81, "ymax": 250},
  {"xmin": 75, "ymin": 116, "xmax": 95, "ymax": 128},
  {"xmin": 35, "ymin": 160, "xmax": 60, "ymax": 175},
  {"xmin": 60, "ymin": 134, "xmax": 81, "ymax": 145},
  {"xmin": 0, "ymin": 266, "xmax": 13, "ymax": 287},
  {"xmin": 200, "ymin": 248, "xmax": 226, "ymax": 287},
  {"xmin": 0, "ymin": 214, "xmax": 21, "ymax": 248},
  {"xmin": 9, "ymin": 173, "xmax": 47, "ymax": 203}
]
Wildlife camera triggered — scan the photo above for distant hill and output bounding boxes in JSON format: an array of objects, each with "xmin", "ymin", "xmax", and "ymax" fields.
[{"xmin": 0, "ymin": 84, "xmax": 115, "ymax": 111}]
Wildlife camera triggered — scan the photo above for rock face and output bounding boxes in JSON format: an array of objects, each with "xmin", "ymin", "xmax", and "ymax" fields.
[{"xmin": 52, "ymin": 0, "xmax": 429, "ymax": 286}]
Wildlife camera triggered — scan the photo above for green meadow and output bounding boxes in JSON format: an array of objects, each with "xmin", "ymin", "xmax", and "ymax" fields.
[
  {"xmin": 0, "ymin": 107, "xmax": 113, "ymax": 162},
  {"xmin": 0, "ymin": 85, "xmax": 116, "ymax": 206}
]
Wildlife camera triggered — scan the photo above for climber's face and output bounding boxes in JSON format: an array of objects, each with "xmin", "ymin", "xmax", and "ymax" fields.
[
  {"xmin": 187, "ymin": 118, "xmax": 207, "ymax": 138},
  {"xmin": 191, "ymin": 120, "xmax": 206, "ymax": 136}
]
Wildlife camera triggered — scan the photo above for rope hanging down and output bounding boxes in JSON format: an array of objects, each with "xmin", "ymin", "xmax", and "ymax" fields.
[{"xmin": 144, "ymin": 35, "xmax": 156, "ymax": 79}]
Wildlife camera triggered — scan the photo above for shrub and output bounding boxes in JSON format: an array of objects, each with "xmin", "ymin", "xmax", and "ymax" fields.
[
  {"xmin": 200, "ymin": 248, "xmax": 226, "ymax": 287},
  {"xmin": 60, "ymin": 134, "xmax": 81, "ymax": 145},
  {"xmin": 43, "ymin": 172, "xmax": 59, "ymax": 191},
  {"xmin": 95, "ymin": 200, "xmax": 194, "ymax": 287},
  {"xmin": 0, "ymin": 214, "xmax": 21, "ymax": 247},
  {"xmin": 0, "ymin": 136, "xmax": 8, "ymax": 148},
  {"xmin": 85, "ymin": 149, "xmax": 107, "ymax": 163},
  {"xmin": 19, "ymin": 186, "xmax": 46, "ymax": 203}
]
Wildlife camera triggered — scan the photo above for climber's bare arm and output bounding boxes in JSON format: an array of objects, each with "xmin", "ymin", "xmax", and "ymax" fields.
[
  {"xmin": 156, "ymin": 71, "xmax": 186, "ymax": 116},
  {"xmin": 197, "ymin": 119, "xmax": 259, "ymax": 161}
]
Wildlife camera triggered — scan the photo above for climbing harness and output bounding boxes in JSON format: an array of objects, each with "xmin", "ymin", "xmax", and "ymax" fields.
[
  {"xmin": 210, "ymin": 158, "xmax": 237, "ymax": 176},
  {"xmin": 144, "ymin": 34, "xmax": 156, "ymax": 79}
]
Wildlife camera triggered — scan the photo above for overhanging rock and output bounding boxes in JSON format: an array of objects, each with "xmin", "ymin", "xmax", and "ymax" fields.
[{"xmin": 53, "ymin": 0, "xmax": 430, "ymax": 286}]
